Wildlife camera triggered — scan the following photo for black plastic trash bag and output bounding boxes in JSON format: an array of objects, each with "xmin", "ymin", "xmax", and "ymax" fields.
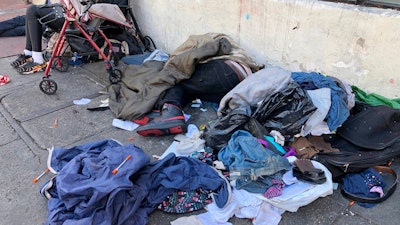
[
  {"xmin": 204, "ymin": 107, "xmax": 251, "ymax": 152},
  {"xmin": 252, "ymin": 81, "xmax": 316, "ymax": 140}
]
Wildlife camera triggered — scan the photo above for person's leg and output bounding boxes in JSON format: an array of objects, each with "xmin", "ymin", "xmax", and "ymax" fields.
[
  {"xmin": 136, "ymin": 60, "xmax": 244, "ymax": 137},
  {"xmin": 155, "ymin": 59, "xmax": 243, "ymax": 109},
  {"xmin": 0, "ymin": 26, "xmax": 25, "ymax": 37},
  {"xmin": 14, "ymin": 5, "xmax": 46, "ymax": 72},
  {"xmin": 0, "ymin": 15, "xmax": 26, "ymax": 37},
  {"xmin": 17, "ymin": 5, "xmax": 64, "ymax": 74},
  {"xmin": 136, "ymin": 85, "xmax": 187, "ymax": 136},
  {"xmin": 155, "ymin": 85, "xmax": 185, "ymax": 109},
  {"xmin": 180, "ymin": 59, "xmax": 243, "ymax": 104},
  {"xmin": 10, "ymin": 7, "xmax": 37, "ymax": 67}
]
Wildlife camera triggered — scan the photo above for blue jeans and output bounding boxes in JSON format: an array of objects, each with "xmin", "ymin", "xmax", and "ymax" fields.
[
  {"xmin": 231, "ymin": 169, "xmax": 284, "ymax": 193},
  {"xmin": 218, "ymin": 130, "xmax": 292, "ymax": 193},
  {"xmin": 0, "ymin": 15, "xmax": 25, "ymax": 37}
]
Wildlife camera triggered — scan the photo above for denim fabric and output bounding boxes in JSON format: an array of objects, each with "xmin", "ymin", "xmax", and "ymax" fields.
[
  {"xmin": 0, "ymin": 15, "xmax": 25, "ymax": 37},
  {"xmin": 231, "ymin": 170, "xmax": 285, "ymax": 193},
  {"xmin": 143, "ymin": 49, "xmax": 169, "ymax": 63},
  {"xmin": 218, "ymin": 130, "xmax": 291, "ymax": 173},
  {"xmin": 218, "ymin": 130, "xmax": 291, "ymax": 193},
  {"xmin": 158, "ymin": 59, "xmax": 241, "ymax": 108},
  {"xmin": 122, "ymin": 52, "xmax": 152, "ymax": 65},
  {"xmin": 291, "ymin": 72, "xmax": 350, "ymax": 131}
]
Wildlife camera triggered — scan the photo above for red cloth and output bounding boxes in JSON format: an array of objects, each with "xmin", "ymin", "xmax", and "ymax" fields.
[{"xmin": 0, "ymin": 75, "xmax": 10, "ymax": 85}]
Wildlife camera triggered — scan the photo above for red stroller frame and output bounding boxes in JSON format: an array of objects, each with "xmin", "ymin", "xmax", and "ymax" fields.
[{"xmin": 40, "ymin": 0, "xmax": 133, "ymax": 95}]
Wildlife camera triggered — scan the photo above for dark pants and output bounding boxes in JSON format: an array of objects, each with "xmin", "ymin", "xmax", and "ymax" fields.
[
  {"xmin": 157, "ymin": 59, "xmax": 242, "ymax": 109},
  {"xmin": 25, "ymin": 4, "xmax": 64, "ymax": 52},
  {"xmin": 0, "ymin": 15, "xmax": 26, "ymax": 37}
]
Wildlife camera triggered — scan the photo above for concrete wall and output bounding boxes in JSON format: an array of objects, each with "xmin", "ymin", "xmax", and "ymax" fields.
[{"xmin": 131, "ymin": 0, "xmax": 400, "ymax": 98}]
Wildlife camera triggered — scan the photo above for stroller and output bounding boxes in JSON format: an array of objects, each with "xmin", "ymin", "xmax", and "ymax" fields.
[{"xmin": 39, "ymin": 0, "xmax": 138, "ymax": 95}]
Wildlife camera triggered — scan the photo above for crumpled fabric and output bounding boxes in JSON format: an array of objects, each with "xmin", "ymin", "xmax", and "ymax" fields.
[
  {"xmin": 259, "ymin": 156, "xmax": 334, "ymax": 212},
  {"xmin": 44, "ymin": 139, "xmax": 232, "ymax": 225},
  {"xmin": 201, "ymin": 188, "xmax": 283, "ymax": 225},
  {"xmin": 143, "ymin": 49, "xmax": 170, "ymax": 63},
  {"xmin": 157, "ymin": 189, "xmax": 212, "ymax": 213},
  {"xmin": 343, "ymin": 167, "xmax": 386, "ymax": 208},
  {"xmin": 218, "ymin": 66, "xmax": 291, "ymax": 115},
  {"xmin": 47, "ymin": 139, "xmax": 123, "ymax": 174},
  {"xmin": 0, "ymin": 75, "xmax": 10, "ymax": 85},
  {"xmin": 328, "ymin": 76, "xmax": 355, "ymax": 109},
  {"xmin": 109, "ymin": 33, "xmax": 263, "ymax": 121},
  {"xmin": 45, "ymin": 139, "xmax": 152, "ymax": 225},
  {"xmin": 300, "ymin": 88, "xmax": 331, "ymax": 136},
  {"xmin": 133, "ymin": 153, "xmax": 232, "ymax": 210},
  {"xmin": 291, "ymin": 72, "xmax": 350, "ymax": 131},
  {"xmin": 218, "ymin": 130, "xmax": 291, "ymax": 176},
  {"xmin": 217, "ymin": 130, "xmax": 291, "ymax": 193},
  {"xmin": 351, "ymin": 85, "xmax": 400, "ymax": 109},
  {"xmin": 174, "ymin": 125, "xmax": 205, "ymax": 155}
]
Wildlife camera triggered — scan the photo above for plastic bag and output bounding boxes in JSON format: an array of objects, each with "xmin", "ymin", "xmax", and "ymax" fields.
[
  {"xmin": 252, "ymin": 81, "xmax": 316, "ymax": 140},
  {"xmin": 203, "ymin": 107, "xmax": 250, "ymax": 151}
]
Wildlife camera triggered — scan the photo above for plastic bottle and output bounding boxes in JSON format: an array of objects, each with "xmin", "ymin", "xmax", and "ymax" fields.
[{"xmin": 70, "ymin": 52, "xmax": 83, "ymax": 67}]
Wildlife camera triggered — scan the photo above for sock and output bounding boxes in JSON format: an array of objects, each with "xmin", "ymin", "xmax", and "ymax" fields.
[
  {"xmin": 23, "ymin": 49, "xmax": 32, "ymax": 56},
  {"xmin": 32, "ymin": 51, "xmax": 44, "ymax": 64}
]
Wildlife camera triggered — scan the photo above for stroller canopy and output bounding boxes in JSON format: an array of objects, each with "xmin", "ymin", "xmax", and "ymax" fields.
[{"xmin": 89, "ymin": 3, "xmax": 132, "ymax": 28}]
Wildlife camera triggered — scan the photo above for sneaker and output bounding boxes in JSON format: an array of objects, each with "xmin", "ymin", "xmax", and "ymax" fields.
[
  {"xmin": 17, "ymin": 61, "xmax": 47, "ymax": 75},
  {"xmin": 133, "ymin": 110, "xmax": 161, "ymax": 125},
  {"xmin": 136, "ymin": 103, "xmax": 187, "ymax": 136},
  {"xmin": 10, "ymin": 54, "xmax": 32, "ymax": 68}
]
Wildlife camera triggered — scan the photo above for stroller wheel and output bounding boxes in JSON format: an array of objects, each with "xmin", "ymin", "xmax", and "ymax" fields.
[
  {"xmin": 52, "ymin": 57, "xmax": 69, "ymax": 72},
  {"xmin": 109, "ymin": 69, "xmax": 122, "ymax": 84},
  {"xmin": 40, "ymin": 77, "xmax": 58, "ymax": 95}
]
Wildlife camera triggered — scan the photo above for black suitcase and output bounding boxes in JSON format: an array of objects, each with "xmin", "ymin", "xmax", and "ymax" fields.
[
  {"xmin": 313, "ymin": 102, "xmax": 400, "ymax": 181},
  {"xmin": 313, "ymin": 135, "xmax": 400, "ymax": 181}
]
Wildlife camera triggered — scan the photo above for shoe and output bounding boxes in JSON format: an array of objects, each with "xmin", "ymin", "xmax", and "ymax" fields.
[
  {"xmin": 133, "ymin": 110, "xmax": 161, "ymax": 125},
  {"xmin": 293, "ymin": 166, "xmax": 326, "ymax": 184},
  {"xmin": 292, "ymin": 159, "xmax": 326, "ymax": 184},
  {"xmin": 10, "ymin": 54, "xmax": 32, "ymax": 68},
  {"xmin": 17, "ymin": 61, "xmax": 47, "ymax": 75},
  {"xmin": 136, "ymin": 103, "xmax": 187, "ymax": 136}
]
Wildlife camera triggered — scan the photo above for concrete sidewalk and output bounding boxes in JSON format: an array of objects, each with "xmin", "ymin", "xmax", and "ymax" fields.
[
  {"xmin": 0, "ymin": 0, "xmax": 29, "ymax": 58},
  {"xmin": 0, "ymin": 53, "xmax": 399, "ymax": 225},
  {"xmin": 0, "ymin": 2, "xmax": 399, "ymax": 222}
]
